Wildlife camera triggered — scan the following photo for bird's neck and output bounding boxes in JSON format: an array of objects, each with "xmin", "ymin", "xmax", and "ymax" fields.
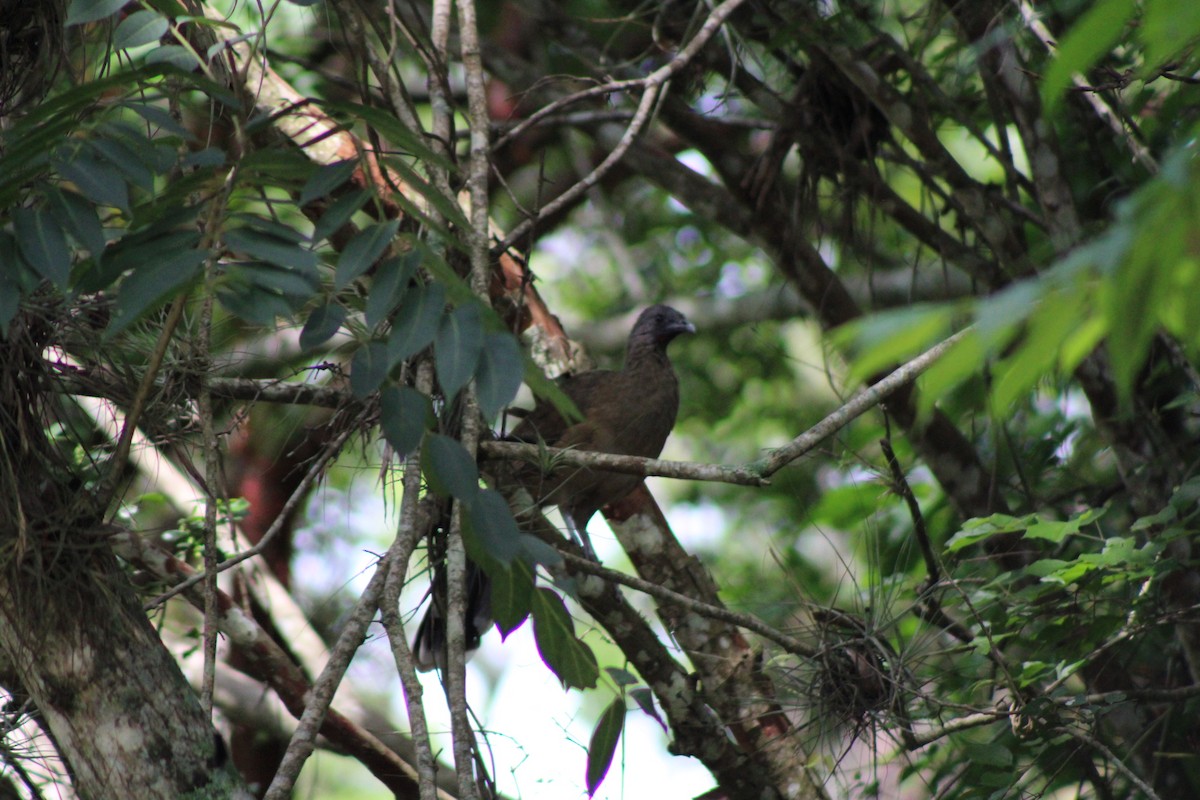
[{"xmin": 624, "ymin": 339, "xmax": 671, "ymax": 373}]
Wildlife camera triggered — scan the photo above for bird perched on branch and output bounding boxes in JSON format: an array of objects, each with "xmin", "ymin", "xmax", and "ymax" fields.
[
  {"xmin": 507, "ymin": 304, "xmax": 695, "ymax": 557},
  {"xmin": 413, "ymin": 304, "xmax": 694, "ymax": 671}
]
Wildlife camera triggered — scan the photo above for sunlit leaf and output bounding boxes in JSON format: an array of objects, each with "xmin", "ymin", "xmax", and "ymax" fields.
[
  {"xmin": 1042, "ymin": 0, "xmax": 1135, "ymax": 114},
  {"xmin": 1143, "ymin": 0, "xmax": 1200, "ymax": 69}
]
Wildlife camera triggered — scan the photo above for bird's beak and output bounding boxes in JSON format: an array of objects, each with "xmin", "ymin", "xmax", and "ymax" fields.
[{"xmin": 676, "ymin": 320, "xmax": 697, "ymax": 335}]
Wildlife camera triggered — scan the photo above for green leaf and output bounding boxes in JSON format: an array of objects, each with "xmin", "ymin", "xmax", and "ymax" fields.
[
  {"xmin": 312, "ymin": 189, "xmax": 370, "ymax": 242},
  {"xmin": 299, "ymin": 159, "xmax": 357, "ymax": 206},
  {"xmin": 963, "ymin": 741, "xmax": 1013, "ymax": 768},
  {"xmin": 531, "ymin": 587, "xmax": 599, "ymax": 690},
  {"xmin": 387, "ymin": 283, "xmax": 445, "ymax": 366},
  {"xmin": 464, "ymin": 489, "xmax": 522, "ymax": 565},
  {"xmin": 66, "ymin": 0, "xmax": 128, "ymax": 26},
  {"xmin": 379, "ymin": 385, "xmax": 430, "ymax": 456},
  {"xmin": 586, "ymin": 699, "xmax": 625, "ymax": 796},
  {"xmin": 227, "ymin": 262, "xmax": 317, "ymax": 303},
  {"xmin": 299, "ymin": 302, "xmax": 346, "ymax": 351},
  {"xmin": 14, "ymin": 207, "xmax": 71, "ymax": 289},
  {"xmin": 604, "ymin": 667, "xmax": 639, "ymax": 687},
  {"xmin": 476, "ymin": 332, "xmax": 524, "ymax": 420},
  {"xmin": 489, "ymin": 558, "xmax": 535, "ymax": 637},
  {"xmin": 945, "ymin": 514, "xmax": 1038, "ymax": 553},
  {"xmin": 144, "ymin": 45, "xmax": 199, "ymax": 71},
  {"xmin": 115, "ymin": 10, "xmax": 170, "ymax": 49},
  {"xmin": 108, "ymin": 253, "xmax": 205, "ymax": 336},
  {"xmin": 216, "ymin": 284, "xmax": 298, "ymax": 325},
  {"xmin": 335, "ymin": 220, "xmax": 399, "ymax": 289},
  {"xmin": 224, "ymin": 226, "xmax": 317, "ymax": 273},
  {"xmin": 1041, "ymin": 0, "xmax": 1135, "ymax": 114},
  {"xmin": 365, "ymin": 252, "xmax": 418, "ymax": 330},
  {"xmin": 55, "ymin": 152, "xmax": 130, "ymax": 212},
  {"xmin": 0, "ymin": 234, "xmax": 27, "ymax": 334},
  {"xmin": 47, "ymin": 188, "xmax": 106, "ymax": 259},
  {"xmin": 1143, "ymin": 0, "xmax": 1200, "ymax": 68},
  {"xmin": 88, "ymin": 136, "xmax": 155, "ymax": 192},
  {"xmin": 423, "ymin": 433, "xmax": 480, "ymax": 500},
  {"xmin": 435, "ymin": 303, "xmax": 485, "ymax": 400},
  {"xmin": 835, "ymin": 304, "xmax": 956, "ymax": 386},
  {"xmin": 349, "ymin": 341, "xmax": 390, "ymax": 398}
]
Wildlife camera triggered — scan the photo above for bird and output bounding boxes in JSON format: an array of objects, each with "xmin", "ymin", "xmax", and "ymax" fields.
[
  {"xmin": 413, "ymin": 304, "xmax": 694, "ymax": 671},
  {"xmin": 506, "ymin": 303, "xmax": 695, "ymax": 557}
]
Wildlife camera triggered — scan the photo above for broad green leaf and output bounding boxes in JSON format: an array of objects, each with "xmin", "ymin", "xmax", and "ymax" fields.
[
  {"xmin": 66, "ymin": 0, "xmax": 128, "ymax": 26},
  {"xmin": 108, "ymin": 253, "xmax": 205, "ymax": 336},
  {"xmin": 14, "ymin": 208, "xmax": 71, "ymax": 289},
  {"xmin": 1042, "ymin": 0, "xmax": 1135, "ymax": 114},
  {"xmin": 586, "ymin": 699, "xmax": 625, "ymax": 796},
  {"xmin": 115, "ymin": 10, "xmax": 170, "ymax": 49},
  {"xmin": 299, "ymin": 159, "xmax": 357, "ymax": 206},
  {"xmin": 365, "ymin": 252, "xmax": 418, "ymax": 330},
  {"xmin": 387, "ymin": 283, "xmax": 445, "ymax": 366},
  {"xmin": 963, "ymin": 741, "xmax": 1012, "ymax": 768},
  {"xmin": 349, "ymin": 341, "xmax": 390, "ymax": 398},
  {"xmin": 55, "ymin": 153, "xmax": 130, "ymax": 212},
  {"xmin": 144, "ymin": 45, "xmax": 199, "ymax": 71},
  {"xmin": 435, "ymin": 303, "xmax": 485, "ymax": 400},
  {"xmin": 1143, "ymin": 0, "xmax": 1200, "ymax": 69},
  {"xmin": 88, "ymin": 136, "xmax": 155, "ymax": 192},
  {"xmin": 379, "ymin": 385, "xmax": 430, "ymax": 456},
  {"xmin": 476, "ymin": 332, "xmax": 524, "ymax": 420},
  {"xmin": 945, "ymin": 513, "xmax": 1037, "ymax": 552},
  {"xmin": 123, "ymin": 101, "xmax": 194, "ymax": 140},
  {"xmin": 0, "ymin": 233, "xmax": 27, "ymax": 334},
  {"xmin": 181, "ymin": 147, "xmax": 226, "ymax": 168},
  {"xmin": 423, "ymin": 433, "xmax": 480, "ymax": 500},
  {"xmin": 335, "ymin": 219, "xmax": 399, "ymax": 289},
  {"xmin": 299, "ymin": 302, "xmax": 346, "ymax": 351},
  {"xmin": 464, "ymin": 489, "xmax": 522, "ymax": 565},
  {"xmin": 489, "ymin": 558, "xmax": 535, "ymax": 637},
  {"xmin": 531, "ymin": 587, "xmax": 599, "ymax": 690},
  {"xmin": 216, "ymin": 282, "xmax": 297, "ymax": 326},
  {"xmin": 312, "ymin": 189, "xmax": 370, "ymax": 242},
  {"xmin": 47, "ymin": 188, "xmax": 106, "ymax": 259},
  {"xmin": 835, "ymin": 304, "xmax": 956, "ymax": 387},
  {"xmin": 227, "ymin": 262, "xmax": 317, "ymax": 302},
  {"xmin": 224, "ymin": 227, "xmax": 317, "ymax": 273}
]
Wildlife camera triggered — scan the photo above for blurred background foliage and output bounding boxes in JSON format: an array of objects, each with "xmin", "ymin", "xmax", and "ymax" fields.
[{"xmin": 2, "ymin": 0, "xmax": 1200, "ymax": 797}]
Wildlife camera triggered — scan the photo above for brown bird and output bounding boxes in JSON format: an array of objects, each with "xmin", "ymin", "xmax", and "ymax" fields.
[
  {"xmin": 507, "ymin": 304, "xmax": 695, "ymax": 556},
  {"xmin": 414, "ymin": 304, "xmax": 694, "ymax": 670}
]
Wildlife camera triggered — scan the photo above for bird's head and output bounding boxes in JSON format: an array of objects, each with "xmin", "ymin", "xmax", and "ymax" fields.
[{"xmin": 631, "ymin": 304, "xmax": 696, "ymax": 350}]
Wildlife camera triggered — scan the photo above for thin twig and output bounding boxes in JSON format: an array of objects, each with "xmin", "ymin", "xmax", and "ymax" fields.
[{"xmin": 497, "ymin": 0, "xmax": 750, "ymax": 252}]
